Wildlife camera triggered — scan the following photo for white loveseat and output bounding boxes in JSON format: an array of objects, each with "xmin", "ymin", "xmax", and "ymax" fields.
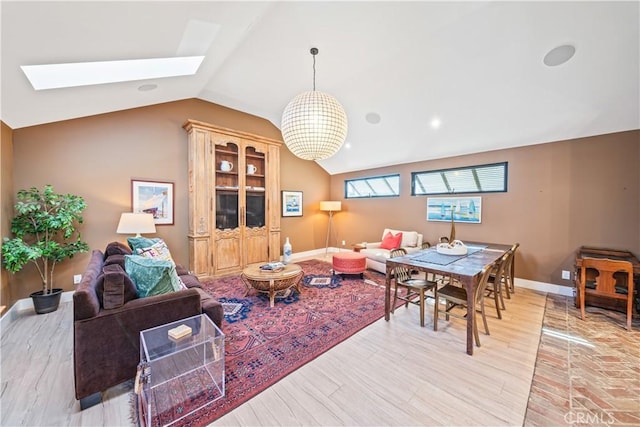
[{"xmin": 360, "ymin": 228, "xmax": 424, "ymax": 274}]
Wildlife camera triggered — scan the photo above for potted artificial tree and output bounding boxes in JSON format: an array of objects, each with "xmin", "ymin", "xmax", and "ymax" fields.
[{"xmin": 1, "ymin": 185, "xmax": 89, "ymax": 314}]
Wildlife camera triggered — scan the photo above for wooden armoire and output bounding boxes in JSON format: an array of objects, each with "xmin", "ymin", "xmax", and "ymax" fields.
[{"xmin": 183, "ymin": 120, "xmax": 282, "ymax": 278}]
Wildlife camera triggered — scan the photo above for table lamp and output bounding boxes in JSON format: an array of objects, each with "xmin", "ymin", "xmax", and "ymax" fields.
[{"xmin": 116, "ymin": 213, "xmax": 156, "ymax": 237}]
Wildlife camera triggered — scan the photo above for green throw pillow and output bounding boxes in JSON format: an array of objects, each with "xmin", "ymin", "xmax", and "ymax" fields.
[
  {"xmin": 127, "ymin": 236, "xmax": 161, "ymax": 252},
  {"xmin": 124, "ymin": 255, "xmax": 182, "ymax": 298}
]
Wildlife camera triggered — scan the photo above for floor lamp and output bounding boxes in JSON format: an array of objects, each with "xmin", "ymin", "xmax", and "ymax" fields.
[{"xmin": 320, "ymin": 201, "xmax": 341, "ymax": 256}]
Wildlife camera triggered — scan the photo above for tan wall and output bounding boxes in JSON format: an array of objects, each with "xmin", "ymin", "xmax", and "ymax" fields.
[
  {"xmin": 330, "ymin": 130, "xmax": 640, "ymax": 285},
  {"xmin": 8, "ymin": 99, "xmax": 329, "ymax": 300},
  {"xmin": 1, "ymin": 121, "xmax": 15, "ymax": 308},
  {"xmin": 279, "ymin": 147, "xmax": 332, "ymax": 253},
  {"xmin": 6, "ymin": 97, "xmax": 639, "ymax": 302}
]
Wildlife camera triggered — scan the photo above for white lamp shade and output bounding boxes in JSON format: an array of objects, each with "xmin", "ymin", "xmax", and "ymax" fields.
[
  {"xmin": 116, "ymin": 213, "xmax": 156, "ymax": 236},
  {"xmin": 281, "ymin": 90, "xmax": 348, "ymax": 161},
  {"xmin": 320, "ymin": 201, "xmax": 342, "ymax": 212}
]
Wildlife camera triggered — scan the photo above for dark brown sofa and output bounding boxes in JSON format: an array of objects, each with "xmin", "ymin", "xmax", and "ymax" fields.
[{"xmin": 73, "ymin": 244, "xmax": 223, "ymax": 409}]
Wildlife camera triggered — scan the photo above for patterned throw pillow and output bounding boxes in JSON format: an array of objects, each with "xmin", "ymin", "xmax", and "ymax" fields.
[
  {"xmin": 127, "ymin": 236, "xmax": 161, "ymax": 252},
  {"xmin": 124, "ymin": 255, "xmax": 182, "ymax": 298},
  {"xmin": 136, "ymin": 240, "xmax": 175, "ymax": 265}
]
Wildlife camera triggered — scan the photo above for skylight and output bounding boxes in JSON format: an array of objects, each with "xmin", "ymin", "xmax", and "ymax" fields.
[{"xmin": 21, "ymin": 56, "xmax": 205, "ymax": 90}]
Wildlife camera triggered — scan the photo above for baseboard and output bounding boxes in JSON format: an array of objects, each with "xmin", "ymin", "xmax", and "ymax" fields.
[
  {"xmin": 514, "ymin": 278, "xmax": 574, "ymax": 297},
  {"xmin": 0, "ymin": 290, "xmax": 74, "ymax": 330},
  {"xmin": 282, "ymin": 247, "xmax": 342, "ymax": 262}
]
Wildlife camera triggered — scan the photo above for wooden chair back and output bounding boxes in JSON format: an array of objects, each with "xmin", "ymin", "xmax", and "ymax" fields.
[
  {"xmin": 579, "ymin": 257, "xmax": 634, "ymax": 330},
  {"xmin": 390, "ymin": 248, "xmax": 410, "ymax": 282}
]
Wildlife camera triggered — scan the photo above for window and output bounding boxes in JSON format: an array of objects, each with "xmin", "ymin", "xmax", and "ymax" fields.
[
  {"xmin": 345, "ymin": 174, "xmax": 400, "ymax": 199},
  {"xmin": 411, "ymin": 162, "xmax": 507, "ymax": 195}
]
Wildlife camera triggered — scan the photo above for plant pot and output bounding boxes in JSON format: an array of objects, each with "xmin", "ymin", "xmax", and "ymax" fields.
[{"xmin": 30, "ymin": 288, "xmax": 63, "ymax": 314}]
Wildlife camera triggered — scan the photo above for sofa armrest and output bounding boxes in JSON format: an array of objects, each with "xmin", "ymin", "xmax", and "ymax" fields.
[{"xmin": 74, "ymin": 288, "xmax": 202, "ymax": 400}]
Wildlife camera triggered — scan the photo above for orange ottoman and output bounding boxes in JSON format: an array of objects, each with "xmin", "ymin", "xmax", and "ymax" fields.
[{"xmin": 332, "ymin": 252, "xmax": 366, "ymax": 278}]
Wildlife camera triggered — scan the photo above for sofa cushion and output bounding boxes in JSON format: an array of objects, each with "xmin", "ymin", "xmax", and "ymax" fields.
[
  {"xmin": 175, "ymin": 264, "xmax": 189, "ymax": 276},
  {"xmin": 102, "ymin": 271, "xmax": 124, "ymax": 309},
  {"xmin": 360, "ymin": 248, "xmax": 392, "ymax": 264},
  {"xmin": 380, "ymin": 231, "xmax": 403, "ymax": 250},
  {"xmin": 104, "ymin": 241, "xmax": 133, "ymax": 257},
  {"xmin": 104, "ymin": 254, "xmax": 126, "ymax": 270},
  {"xmin": 73, "ymin": 250, "xmax": 104, "ymax": 320},
  {"xmin": 124, "ymin": 255, "xmax": 182, "ymax": 298},
  {"xmin": 400, "ymin": 231, "xmax": 419, "ymax": 248},
  {"xmin": 180, "ymin": 273, "xmax": 202, "ymax": 289},
  {"xmin": 105, "ymin": 264, "xmax": 138, "ymax": 309}
]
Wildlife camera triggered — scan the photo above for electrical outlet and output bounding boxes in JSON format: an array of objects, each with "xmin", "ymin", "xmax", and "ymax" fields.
[
  {"xmin": 341, "ymin": 240, "xmax": 346, "ymax": 246},
  {"xmin": 561, "ymin": 270, "xmax": 571, "ymax": 280},
  {"xmin": 73, "ymin": 274, "xmax": 82, "ymax": 285}
]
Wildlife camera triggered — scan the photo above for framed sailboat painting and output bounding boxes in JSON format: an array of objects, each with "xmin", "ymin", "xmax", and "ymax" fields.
[{"xmin": 426, "ymin": 196, "xmax": 481, "ymax": 223}]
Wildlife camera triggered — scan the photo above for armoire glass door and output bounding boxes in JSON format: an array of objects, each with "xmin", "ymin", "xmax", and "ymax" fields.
[{"xmin": 244, "ymin": 146, "xmax": 266, "ymax": 228}]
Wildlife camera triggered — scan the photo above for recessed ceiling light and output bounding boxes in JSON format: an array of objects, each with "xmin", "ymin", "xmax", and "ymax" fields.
[
  {"xmin": 21, "ymin": 56, "xmax": 204, "ymax": 90},
  {"xmin": 365, "ymin": 112, "xmax": 381, "ymax": 124},
  {"xmin": 138, "ymin": 84, "xmax": 158, "ymax": 92},
  {"xmin": 430, "ymin": 117, "xmax": 441, "ymax": 129},
  {"xmin": 543, "ymin": 44, "xmax": 576, "ymax": 67}
]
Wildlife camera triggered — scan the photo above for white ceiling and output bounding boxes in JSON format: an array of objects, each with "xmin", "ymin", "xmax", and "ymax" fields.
[{"xmin": 2, "ymin": 1, "xmax": 638, "ymax": 175}]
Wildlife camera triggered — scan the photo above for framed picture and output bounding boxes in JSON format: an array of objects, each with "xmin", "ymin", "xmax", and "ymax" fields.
[
  {"xmin": 131, "ymin": 180, "xmax": 174, "ymax": 225},
  {"xmin": 427, "ymin": 196, "xmax": 482, "ymax": 224},
  {"xmin": 282, "ymin": 190, "xmax": 303, "ymax": 217}
]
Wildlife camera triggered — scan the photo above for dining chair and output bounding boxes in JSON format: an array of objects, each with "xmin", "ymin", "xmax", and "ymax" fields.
[
  {"xmin": 578, "ymin": 257, "xmax": 635, "ymax": 331},
  {"xmin": 503, "ymin": 243, "xmax": 520, "ymax": 295},
  {"xmin": 485, "ymin": 252, "xmax": 510, "ymax": 319},
  {"xmin": 390, "ymin": 248, "xmax": 438, "ymax": 327},
  {"xmin": 433, "ymin": 262, "xmax": 495, "ymax": 347}
]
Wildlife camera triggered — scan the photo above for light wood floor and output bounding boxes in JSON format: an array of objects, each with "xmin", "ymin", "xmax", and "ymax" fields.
[{"xmin": 1, "ymin": 276, "xmax": 547, "ymax": 426}]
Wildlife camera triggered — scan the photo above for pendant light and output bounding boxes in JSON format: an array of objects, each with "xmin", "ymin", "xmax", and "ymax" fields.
[{"xmin": 281, "ymin": 48, "xmax": 348, "ymax": 161}]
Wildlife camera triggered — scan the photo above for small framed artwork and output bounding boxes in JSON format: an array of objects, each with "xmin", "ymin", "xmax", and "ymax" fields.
[
  {"xmin": 282, "ymin": 190, "xmax": 303, "ymax": 217},
  {"xmin": 427, "ymin": 196, "xmax": 482, "ymax": 224},
  {"xmin": 131, "ymin": 180, "xmax": 174, "ymax": 225}
]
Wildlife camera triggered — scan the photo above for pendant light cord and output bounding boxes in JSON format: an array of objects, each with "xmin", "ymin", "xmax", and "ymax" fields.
[{"xmin": 310, "ymin": 47, "xmax": 318, "ymax": 91}]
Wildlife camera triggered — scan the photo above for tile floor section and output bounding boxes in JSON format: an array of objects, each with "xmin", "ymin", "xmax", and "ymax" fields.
[{"xmin": 524, "ymin": 294, "xmax": 640, "ymax": 426}]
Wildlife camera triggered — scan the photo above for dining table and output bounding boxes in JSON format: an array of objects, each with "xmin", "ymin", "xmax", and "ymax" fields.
[{"xmin": 385, "ymin": 241, "xmax": 512, "ymax": 355}]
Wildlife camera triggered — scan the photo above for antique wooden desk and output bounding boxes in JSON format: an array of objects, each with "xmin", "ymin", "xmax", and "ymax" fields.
[
  {"xmin": 385, "ymin": 242, "xmax": 511, "ymax": 355},
  {"xmin": 574, "ymin": 246, "xmax": 640, "ymax": 313}
]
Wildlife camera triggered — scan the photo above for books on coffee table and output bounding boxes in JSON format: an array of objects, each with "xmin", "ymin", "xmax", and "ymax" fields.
[{"xmin": 260, "ymin": 262, "xmax": 285, "ymax": 272}]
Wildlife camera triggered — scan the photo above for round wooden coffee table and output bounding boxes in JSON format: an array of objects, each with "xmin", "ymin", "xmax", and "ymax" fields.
[{"xmin": 241, "ymin": 263, "xmax": 304, "ymax": 307}]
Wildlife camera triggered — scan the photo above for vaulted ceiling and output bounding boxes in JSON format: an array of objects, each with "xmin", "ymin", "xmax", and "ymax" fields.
[{"xmin": 2, "ymin": 1, "xmax": 638, "ymax": 174}]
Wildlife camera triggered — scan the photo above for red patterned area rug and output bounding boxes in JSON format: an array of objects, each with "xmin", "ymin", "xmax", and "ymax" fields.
[{"xmin": 137, "ymin": 259, "xmax": 390, "ymax": 426}]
